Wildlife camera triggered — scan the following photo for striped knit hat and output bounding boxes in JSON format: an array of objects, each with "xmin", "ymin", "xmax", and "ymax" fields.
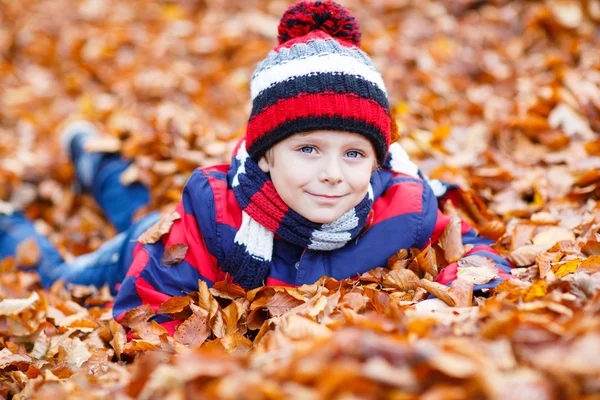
[{"xmin": 246, "ymin": 0, "xmax": 392, "ymax": 165}]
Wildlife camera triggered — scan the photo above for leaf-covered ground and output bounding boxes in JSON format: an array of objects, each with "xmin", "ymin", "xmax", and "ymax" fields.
[{"xmin": 1, "ymin": 0, "xmax": 600, "ymax": 399}]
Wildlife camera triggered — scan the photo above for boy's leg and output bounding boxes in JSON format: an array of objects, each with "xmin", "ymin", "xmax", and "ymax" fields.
[
  {"xmin": 46, "ymin": 211, "xmax": 161, "ymax": 293},
  {"xmin": 0, "ymin": 212, "xmax": 64, "ymax": 287},
  {"xmin": 62, "ymin": 121, "xmax": 150, "ymax": 233},
  {"xmin": 0, "ymin": 210, "xmax": 160, "ymax": 293}
]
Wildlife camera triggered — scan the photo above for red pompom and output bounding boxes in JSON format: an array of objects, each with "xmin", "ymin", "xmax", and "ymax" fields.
[{"xmin": 278, "ymin": 1, "xmax": 361, "ymax": 46}]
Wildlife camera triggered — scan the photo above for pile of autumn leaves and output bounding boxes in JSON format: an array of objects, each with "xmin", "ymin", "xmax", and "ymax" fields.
[
  {"xmin": 2, "ymin": 195, "xmax": 600, "ymax": 398},
  {"xmin": 3, "ymin": 0, "xmax": 600, "ymax": 398}
]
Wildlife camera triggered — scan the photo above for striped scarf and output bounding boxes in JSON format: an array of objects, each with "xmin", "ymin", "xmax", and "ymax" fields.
[{"xmin": 221, "ymin": 140, "xmax": 421, "ymax": 289}]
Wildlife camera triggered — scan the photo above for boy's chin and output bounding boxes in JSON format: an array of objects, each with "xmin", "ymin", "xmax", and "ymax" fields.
[{"xmin": 297, "ymin": 209, "xmax": 346, "ymax": 225}]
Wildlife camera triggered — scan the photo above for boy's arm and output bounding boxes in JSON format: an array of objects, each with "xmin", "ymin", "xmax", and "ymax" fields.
[{"xmin": 112, "ymin": 170, "xmax": 224, "ymax": 335}]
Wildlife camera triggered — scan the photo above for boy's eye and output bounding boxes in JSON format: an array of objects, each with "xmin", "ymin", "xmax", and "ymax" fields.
[
  {"xmin": 346, "ymin": 150, "xmax": 363, "ymax": 158},
  {"xmin": 299, "ymin": 146, "xmax": 316, "ymax": 154}
]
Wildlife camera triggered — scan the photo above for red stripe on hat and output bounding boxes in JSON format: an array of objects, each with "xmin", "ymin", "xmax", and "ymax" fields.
[{"xmin": 247, "ymin": 92, "xmax": 390, "ymax": 147}]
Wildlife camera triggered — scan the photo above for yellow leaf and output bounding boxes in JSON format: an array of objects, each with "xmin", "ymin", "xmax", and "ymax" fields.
[{"xmin": 552, "ymin": 258, "xmax": 582, "ymax": 278}]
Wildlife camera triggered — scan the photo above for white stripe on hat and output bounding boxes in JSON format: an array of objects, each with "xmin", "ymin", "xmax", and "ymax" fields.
[{"xmin": 251, "ymin": 53, "xmax": 387, "ymax": 100}]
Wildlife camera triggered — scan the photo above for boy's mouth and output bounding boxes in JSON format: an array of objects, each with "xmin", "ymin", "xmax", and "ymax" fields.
[{"xmin": 306, "ymin": 192, "xmax": 346, "ymax": 204}]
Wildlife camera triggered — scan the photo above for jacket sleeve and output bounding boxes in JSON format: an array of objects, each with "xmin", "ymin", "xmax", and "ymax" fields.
[
  {"xmin": 418, "ymin": 180, "xmax": 514, "ymax": 292},
  {"xmin": 112, "ymin": 170, "xmax": 223, "ymax": 335}
]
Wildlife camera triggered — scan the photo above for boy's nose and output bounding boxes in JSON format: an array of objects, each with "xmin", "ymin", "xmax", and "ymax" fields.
[{"xmin": 318, "ymin": 158, "xmax": 343, "ymax": 184}]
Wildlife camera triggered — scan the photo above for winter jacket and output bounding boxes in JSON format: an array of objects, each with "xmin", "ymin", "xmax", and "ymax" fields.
[{"xmin": 112, "ymin": 163, "xmax": 514, "ymax": 333}]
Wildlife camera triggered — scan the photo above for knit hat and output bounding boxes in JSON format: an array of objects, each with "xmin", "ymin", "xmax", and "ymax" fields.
[{"xmin": 245, "ymin": 0, "xmax": 392, "ymax": 165}]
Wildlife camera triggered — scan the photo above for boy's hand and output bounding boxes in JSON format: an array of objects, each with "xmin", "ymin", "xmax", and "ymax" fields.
[{"xmin": 414, "ymin": 298, "xmax": 451, "ymax": 313}]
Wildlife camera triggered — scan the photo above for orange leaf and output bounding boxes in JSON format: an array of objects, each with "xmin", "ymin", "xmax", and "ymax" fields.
[
  {"xmin": 551, "ymin": 258, "xmax": 581, "ymax": 278},
  {"xmin": 211, "ymin": 280, "xmax": 247, "ymax": 299},
  {"xmin": 157, "ymin": 295, "xmax": 192, "ymax": 314},
  {"xmin": 579, "ymin": 256, "xmax": 600, "ymax": 273},
  {"xmin": 162, "ymin": 243, "xmax": 188, "ymax": 266},
  {"xmin": 523, "ymin": 280, "xmax": 548, "ymax": 302}
]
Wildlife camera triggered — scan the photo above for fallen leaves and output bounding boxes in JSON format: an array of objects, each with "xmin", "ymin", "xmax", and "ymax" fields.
[
  {"xmin": 457, "ymin": 256, "xmax": 499, "ymax": 284},
  {"xmin": 1, "ymin": 0, "xmax": 600, "ymax": 398}
]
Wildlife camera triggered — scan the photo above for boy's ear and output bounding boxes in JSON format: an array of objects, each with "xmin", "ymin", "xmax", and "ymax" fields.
[{"xmin": 258, "ymin": 156, "xmax": 270, "ymax": 173}]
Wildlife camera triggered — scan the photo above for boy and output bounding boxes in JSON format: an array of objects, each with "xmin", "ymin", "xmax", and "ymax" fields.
[{"xmin": 0, "ymin": 1, "xmax": 514, "ymax": 334}]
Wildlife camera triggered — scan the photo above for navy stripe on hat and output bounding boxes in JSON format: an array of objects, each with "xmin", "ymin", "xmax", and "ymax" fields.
[{"xmin": 250, "ymin": 72, "xmax": 389, "ymax": 120}]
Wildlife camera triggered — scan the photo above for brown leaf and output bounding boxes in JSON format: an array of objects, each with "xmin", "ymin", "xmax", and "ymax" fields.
[
  {"xmin": 416, "ymin": 245, "xmax": 438, "ymax": 277},
  {"xmin": 119, "ymin": 304, "xmax": 155, "ymax": 329},
  {"xmin": 122, "ymin": 340, "xmax": 159, "ymax": 356},
  {"xmin": 109, "ymin": 320, "xmax": 127, "ymax": 361},
  {"xmin": 174, "ymin": 307, "xmax": 210, "ymax": 347},
  {"xmin": 416, "ymin": 279, "xmax": 456, "ymax": 307},
  {"xmin": 582, "ymin": 241, "xmax": 600, "ymax": 256},
  {"xmin": 439, "ymin": 215, "xmax": 465, "ymax": 263},
  {"xmin": 157, "ymin": 295, "xmax": 192, "ymax": 314},
  {"xmin": 383, "ymin": 269, "xmax": 419, "ymax": 291},
  {"xmin": 449, "ymin": 279, "xmax": 474, "ymax": 307},
  {"xmin": 509, "ymin": 244, "xmax": 548, "ymax": 266},
  {"xmin": 579, "ymin": 256, "xmax": 600, "ymax": 273},
  {"xmin": 138, "ymin": 211, "xmax": 181, "ymax": 244},
  {"xmin": 15, "ymin": 238, "xmax": 40, "ymax": 268},
  {"xmin": 132, "ymin": 321, "xmax": 169, "ymax": 344},
  {"xmin": 162, "ymin": 243, "xmax": 188, "ymax": 266},
  {"xmin": 211, "ymin": 280, "xmax": 247, "ymax": 299},
  {"xmin": 266, "ymin": 291, "xmax": 305, "ymax": 317}
]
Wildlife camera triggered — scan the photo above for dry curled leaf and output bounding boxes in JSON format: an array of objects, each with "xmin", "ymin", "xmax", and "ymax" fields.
[
  {"xmin": 138, "ymin": 212, "xmax": 181, "ymax": 245},
  {"xmin": 439, "ymin": 215, "xmax": 465, "ymax": 263},
  {"xmin": 457, "ymin": 256, "xmax": 498, "ymax": 285},
  {"xmin": 162, "ymin": 243, "xmax": 188, "ymax": 266},
  {"xmin": 416, "ymin": 279, "xmax": 456, "ymax": 307},
  {"xmin": 174, "ymin": 307, "xmax": 210, "ymax": 347},
  {"xmin": 266, "ymin": 291, "xmax": 305, "ymax": 317}
]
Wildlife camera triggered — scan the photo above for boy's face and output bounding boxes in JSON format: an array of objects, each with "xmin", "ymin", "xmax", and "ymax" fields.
[{"xmin": 258, "ymin": 130, "xmax": 377, "ymax": 224}]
